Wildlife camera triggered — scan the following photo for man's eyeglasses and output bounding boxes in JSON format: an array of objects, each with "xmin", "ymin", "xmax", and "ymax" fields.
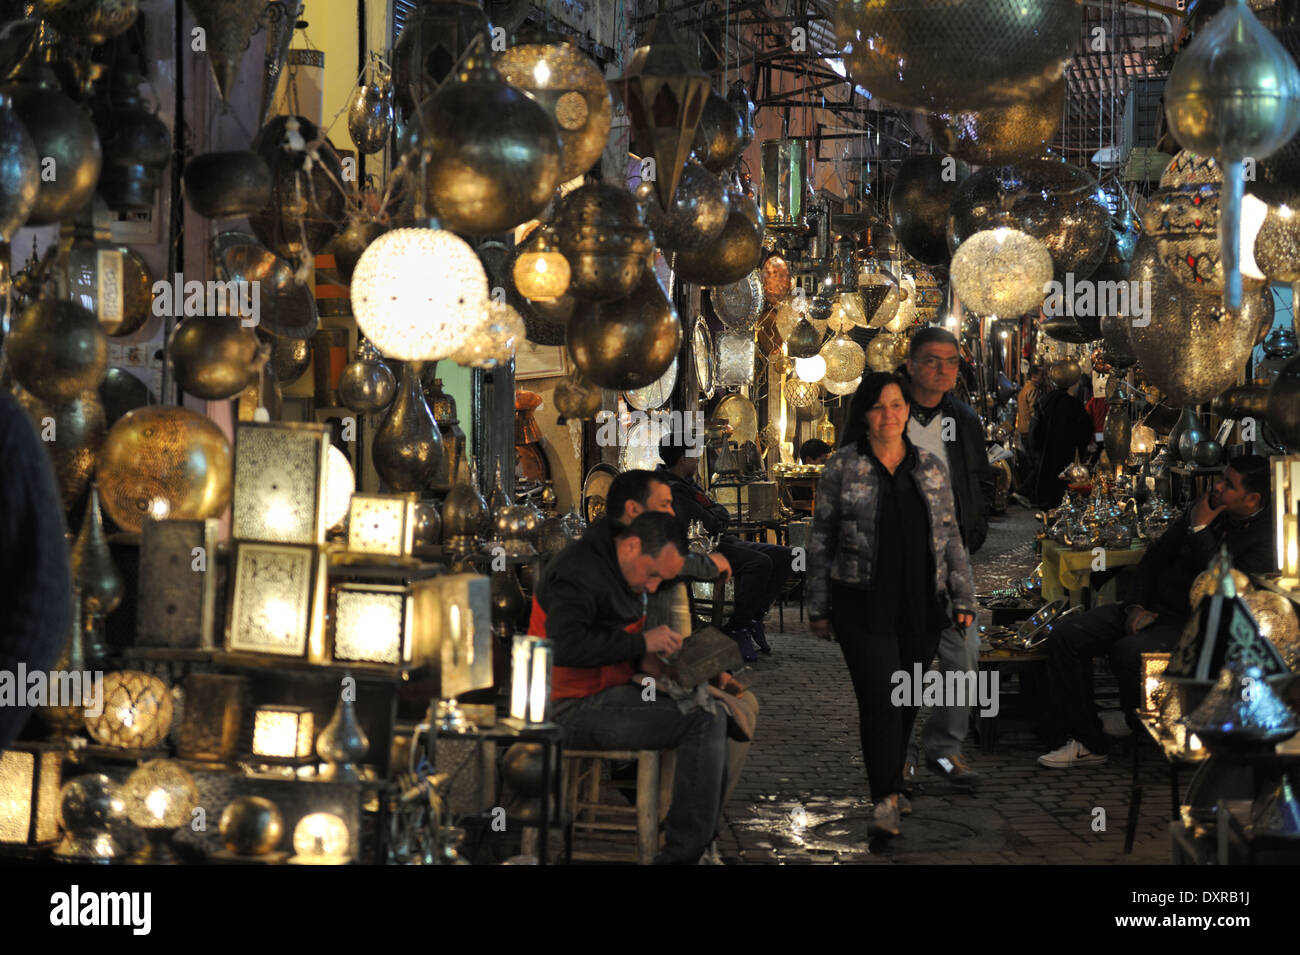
[{"xmin": 917, "ymin": 356, "xmax": 961, "ymax": 370}]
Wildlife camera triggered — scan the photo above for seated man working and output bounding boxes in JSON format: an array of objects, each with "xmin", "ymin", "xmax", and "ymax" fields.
[
  {"xmin": 1037, "ymin": 454, "xmax": 1275, "ymax": 768},
  {"xmin": 658, "ymin": 437, "xmax": 795, "ymax": 660},
  {"xmin": 529, "ymin": 510, "xmax": 727, "ymax": 864},
  {"xmin": 799, "ymin": 439, "xmax": 832, "ymax": 465}
]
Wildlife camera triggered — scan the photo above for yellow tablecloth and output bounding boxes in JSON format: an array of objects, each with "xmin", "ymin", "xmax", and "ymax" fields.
[{"xmin": 1040, "ymin": 540, "xmax": 1148, "ymax": 604}]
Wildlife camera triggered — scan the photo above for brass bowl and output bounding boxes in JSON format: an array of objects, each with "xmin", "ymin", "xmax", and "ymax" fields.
[
  {"xmin": 7, "ymin": 298, "xmax": 108, "ymax": 404},
  {"xmin": 97, "ymin": 406, "xmax": 233, "ymax": 533}
]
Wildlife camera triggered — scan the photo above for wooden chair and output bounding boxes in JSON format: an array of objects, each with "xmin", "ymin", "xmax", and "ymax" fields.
[{"xmin": 562, "ymin": 749, "xmax": 677, "ymax": 864}]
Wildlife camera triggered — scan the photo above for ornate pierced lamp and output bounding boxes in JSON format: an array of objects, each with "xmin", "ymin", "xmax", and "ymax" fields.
[
  {"xmin": 290, "ymin": 812, "xmax": 350, "ymax": 865},
  {"xmin": 124, "ymin": 759, "xmax": 199, "ymax": 864}
]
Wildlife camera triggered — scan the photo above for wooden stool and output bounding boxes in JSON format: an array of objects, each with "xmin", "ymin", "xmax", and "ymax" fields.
[{"xmin": 563, "ymin": 749, "xmax": 676, "ymax": 864}]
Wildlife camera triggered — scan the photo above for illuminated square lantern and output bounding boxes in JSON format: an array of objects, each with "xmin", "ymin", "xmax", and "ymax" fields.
[
  {"xmin": 347, "ymin": 494, "xmax": 418, "ymax": 557},
  {"xmin": 227, "ymin": 542, "xmax": 328, "ymax": 662},
  {"xmin": 411, "ymin": 573, "xmax": 493, "ymax": 699},
  {"xmin": 137, "ymin": 518, "xmax": 219, "ymax": 649},
  {"xmin": 507, "ymin": 636, "xmax": 553, "ymax": 726},
  {"xmin": 331, "ymin": 583, "xmax": 410, "ymax": 665},
  {"xmin": 252, "ymin": 705, "xmax": 316, "ymax": 762},
  {"xmin": 232, "ymin": 422, "xmax": 330, "ymax": 545},
  {"xmin": 0, "ymin": 746, "xmax": 61, "ymax": 846},
  {"xmin": 1272, "ymin": 456, "xmax": 1300, "ymax": 585}
]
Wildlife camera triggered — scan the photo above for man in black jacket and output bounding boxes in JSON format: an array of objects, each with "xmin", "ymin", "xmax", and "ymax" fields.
[
  {"xmin": 657, "ymin": 439, "xmax": 794, "ymax": 661},
  {"xmin": 1038, "ymin": 454, "xmax": 1275, "ymax": 768},
  {"xmin": 1029, "ymin": 375, "xmax": 1093, "ymax": 507},
  {"xmin": 528, "ymin": 510, "xmax": 727, "ymax": 864},
  {"xmin": 902, "ymin": 327, "xmax": 993, "ymax": 789}
]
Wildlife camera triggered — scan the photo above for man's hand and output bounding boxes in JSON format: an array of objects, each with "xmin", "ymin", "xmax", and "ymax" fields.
[
  {"xmin": 639, "ymin": 653, "xmax": 668, "ymax": 677},
  {"xmin": 810, "ymin": 619, "xmax": 834, "ymax": 641},
  {"xmin": 955, "ymin": 611, "xmax": 975, "ymax": 628},
  {"xmin": 708, "ymin": 552, "xmax": 732, "ymax": 584},
  {"xmin": 1126, "ymin": 606, "xmax": 1158, "ymax": 635},
  {"xmin": 643, "ymin": 625, "xmax": 683, "ymax": 656},
  {"xmin": 1190, "ymin": 491, "xmax": 1225, "ymax": 530}
]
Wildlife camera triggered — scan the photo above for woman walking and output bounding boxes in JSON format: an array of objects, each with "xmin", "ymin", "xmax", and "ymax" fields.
[{"xmin": 808, "ymin": 372, "xmax": 977, "ymax": 836}]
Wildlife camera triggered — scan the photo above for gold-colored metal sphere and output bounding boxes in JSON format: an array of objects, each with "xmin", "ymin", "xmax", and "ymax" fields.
[
  {"xmin": 97, "ymin": 406, "xmax": 233, "ymax": 533},
  {"xmin": 169, "ymin": 317, "xmax": 267, "ymax": 400},
  {"xmin": 495, "ymin": 42, "xmax": 612, "ymax": 183},
  {"xmin": 220, "ymin": 796, "xmax": 285, "ymax": 856},
  {"xmin": 672, "ymin": 202, "xmax": 763, "ymax": 287},
  {"xmin": 7, "ymin": 298, "xmax": 108, "ymax": 404},
  {"xmin": 567, "ymin": 267, "xmax": 682, "ymax": 390},
  {"xmin": 927, "ymin": 77, "xmax": 1065, "ymax": 166},
  {"xmin": 13, "ymin": 385, "xmax": 105, "ymax": 508},
  {"xmin": 553, "ymin": 183, "xmax": 653, "ymax": 302},
  {"xmin": 183, "ymin": 150, "xmax": 272, "ymax": 220},
  {"xmin": 39, "ymin": 0, "xmax": 139, "ymax": 45},
  {"xmin": 419, "ymin": 59, "xmax": 562, "ymax": 235},
  {"xmin": 3, "ymin": 75, "xmax": 102, "ymax": 226}
]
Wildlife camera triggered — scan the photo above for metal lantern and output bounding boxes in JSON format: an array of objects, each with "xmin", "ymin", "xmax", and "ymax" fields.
[
  {"xmin": 553, "ymin": 371, "xmax": 603, "ymax": 422},
  {"xmin": 290, "ymin": 812, "xmax": 350, "ymax": 864},
  {"xmin": 449, "ymin": 301, "xmax": 524, "ymax": 370},
  {"xmin": 1255, "ymin": 204, "xmax": 1300, "ymax": 282},
  {"xmin": 52, "ymin": 774, "xmax": 126, "ymax": 863},
  {"xmin": 351, "ymin": 227, "xmax": 490, "ymax": 361},
  {"xmin": 392, "ymin": 0, "xmax": 491, "ymax": 120},
  {"xmin": 866, "ymin": 333, "xmax": 902, "ymax": 373},
  {"xmin": 249, "ymin": 115, "xmax": 347, "ymax": 261},
  {"xmin": 821, "ymin": 334, "xmax": 866, "ymax": 384},
  {"xmin": 716, "ymin": 331, "xmax": 757, "ymax": 386},
  {"xmin": 98, "ymin": 406, "xmax": 233, "ymax": 534},
  {"xmin": 233, "ymin": 421, "xmax": 330, "ymax": 544},
  {"xmin": 176, "ymin": 673, "xmax": 248, "ymax": 763},
  {"xmin": 219, "ymin": 796, "xmax": 284, "ymax": 856},
  {"xmin": 553, "ymin": 183, "xmax": 653, "ymax": 302},
  {"xmin": 949, "ymin": 229, "xmax": 1054, "ymax": 318},
  {"xmin": 1243, "ymin": 590, "xmax": 1300, "ymax": 671},
  {"xmin": 72, "ymin": 484, "xmax": 121, "ymax": 619},
  {"xmin": 227, "ymin": 541, "xmax": 327, "ymax": 660},
  {"xmin": 507, "ymin": 228, "xmax": 576, "ymax": 345},
  {"xmin": 496, "ymin": 41, "xmax": 612, "ymax": 183},
  {"xmin": 183, "ymin": 0, "xmax": 267, "ymax": 104},
  {"xmin": 339, "ymin": 346, "xmax": 397, "ymax": 415},
  {"xmin": 1166, "ymin": 0, "xmax": 1300, "ymax": 309},
  {"xmin": 786, "ymin": 317, "xmax": 824, "ymax": 359},
  {"xmin": 94, "ymin": 67, "xmax": 171, "ymax": 213},
  {"xmin": 622, "ymin": 15, "xmax": 710, "ymax": 211},
  {"xmin": 566, "ymin": 266, "xmax": 682, "ymax": 390},
  {"xmin": 38, "ymin": 0, "xmax": 138, "ymax": 45},
  {"xmin": 347, "ymin": 62, "xmax": 393, "ymax": 156},
  {"xmin": 927, "ymin": 76, "xmax": 1065, "ymax": 166},
  {"xmin": 418, "ymin": 57, "xmax": 562, "ymax": 236},
  {"xmin": 85, "ymin": 671, "xmax": 174, "ymax": 749},
  {"xmin": 761, "ymin": 254, "xmax": 792, "ymax": 301},
  {"xmin": 857, "ymin": 264, "xmax": 902, "ymax": 328},
  {"xmin": 507, "ymin": 635, "xmax": 553, "ymax": 726},
  {"xmin": 347, "ymin": 493, "xmax": 418, "ymax": 557},
  {"xmin": 1128, "ymin": 235, "xmax": 1273, "ymax": 406},
  {"xmin": 512, "ymin": 228, "xmax": 571, "ymax": 302},
  {"xmin": 783, "ymin": 377, "xmax": 821, "ymax": 410},
  {"xmin": 832, "ymin": 0, "xmax": 1080, "ymax": 113},
  {"xmin": 825, "ymin": 375, "xmax": 862, "ymax": 397},
  {"xmin": 137, "ymin": 519, "xmax": 219, "ymax": 649},
  {"xmin": 7, "ymin": 299, "xmax": 108, "ymax": 404},
  {"xmin": 316, "ymin": 690, "xmax": 369, "ymax": 782},
  {"xmin": 760, "ymin": 138, "xmax": 809, "ymax": 231},
  {"xmin": 889, "ymin": 154, "xmax": 970, "ymax": 266},
  {"xmin": 169, "ymin": 317, "xmax": 268, "ymax": 401},
  {"xmin": 635, "ymin": 160, "xmax": 730, "ymax": 253},
  {"xmin": 0, "ymin": 745, "xmax": 61, "ymax": 846},
  {"xmin": 948, "ymin": 160, "xmax": 1111, "ymax": 282},
  {"xmin": 441, "ymin": 463, "xmax": 488, "ymax": 556}
]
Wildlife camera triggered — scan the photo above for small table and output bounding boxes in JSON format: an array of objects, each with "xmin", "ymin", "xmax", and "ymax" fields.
[
  {"xmin": 1040, "ymin": 540, "xmax": 1147, "ymax": 607},
  {"xmin": 1126, "ymin": 713, "xmax": 1209, "ymax": 854},
  {"xmin": 975, "ymin": 647, "xmax": 1050, "ymax": 752}
]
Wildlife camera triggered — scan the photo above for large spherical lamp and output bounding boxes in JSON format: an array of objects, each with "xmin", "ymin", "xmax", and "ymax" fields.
[{"xmin": 350, "ymin": 227, "xmax": 489, "ymax": 361}]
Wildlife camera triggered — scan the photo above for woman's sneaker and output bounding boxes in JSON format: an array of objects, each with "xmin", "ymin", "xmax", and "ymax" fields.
[{"xmin": 1037, "ymin": 739, "xmax": 1108, "ymax": 768}]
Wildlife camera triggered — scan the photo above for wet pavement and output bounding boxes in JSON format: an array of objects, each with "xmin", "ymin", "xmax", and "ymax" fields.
[{"xmin": 713, "ymin": 505, "xmax": 1173, "ymax": 865}]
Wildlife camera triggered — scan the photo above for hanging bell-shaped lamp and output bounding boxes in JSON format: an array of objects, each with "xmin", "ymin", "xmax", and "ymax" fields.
[
  {"xmin": 512, "ymin": 227, "xmax": 571, "ymax": 302},
  {"xmin": 1166, "ymin": 0, "xmax": 1300, "ymax": 310},
  {"xmin": 622, "ymin": 15, "xmax": 710, "ymax": 211},
  {"xmin": 566, "ymin": 265, "xmax": 682, "ymax": 391},
  {"xmin": 786, "ymin": 317, "xmax": 824, "ymax": 359},
  {"xmin": 391, "ymin": 0, "xmax": 491, "ymax": 121},
  {"xmin": 183, "ymin": 0, "xmax": 268, "ymax": 106}
]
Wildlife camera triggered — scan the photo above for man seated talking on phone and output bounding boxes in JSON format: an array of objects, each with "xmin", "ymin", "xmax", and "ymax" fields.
[{"xmin": 528, "ymin": 510, "xmax": 727, "ymax": 864}]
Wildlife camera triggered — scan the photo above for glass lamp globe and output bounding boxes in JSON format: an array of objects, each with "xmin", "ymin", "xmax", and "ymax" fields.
[
  {"xmin": 794, "ymin": 354, "xmax": 826, "ymax": 383},
  {"xmin": 1255, "ymin": 204, "xmax": 1300, "ymax": 283},
  {"xmin": 513, "ymin": 232, "xmax": 571, "ymax": 301},
  {"xmin": 950, "ymin": 228, "xmax": 1053, "ymax": 318},
  {"xmin": 350, "ymin": 227, "xmax": 489, "ymax": 361},
  {"xmin": 1130, "ymin": 423, "xmax": 1157, "ymax": 455},
  {"xmin": 291, "ymin": 812, "xmax": 350, "ymax": 864},
  {"xmin": 53, "ymin": 774, "xmax": 127, "ymax": 862},
  {"xmin": 784, "ymin": 377, "xmax": 822, "ymax": 409},
  {"xmin": 451, "ymin": 301, "xmax": 525, "ymax": 369},
  {"xmin": 820, "ymin": 334, "xmax": 866, "ymax": 383},
  {"xmin": 84, "ymin": 671, "xmax": 175, "ymax": 749},
  {"xmin": 773, "ymin": 295, "xmax": 827, "ymax": 339},
  {"xmin": 323, "ymin": 444, "xmax": 354, "ymax": 533},
  {"xmin": 866, "ymin": 333, "xmax": 902, "ymax": 372},
  {"xmin": 828, "ymin": 291, "xmax": 867, "ymax": 332},
  {"xmin": 824, "ymin": 374, "xmax": 862, "ymax": 396},
  {"xmin": 124, "ymin": 759, "xmax": 199, "ymax": 865},
  {"xmin": 857, "ymin": 264, "xmax": 901, "ymax": 328}
]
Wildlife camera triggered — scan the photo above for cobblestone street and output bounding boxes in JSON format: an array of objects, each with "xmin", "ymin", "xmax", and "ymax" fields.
[{"xmin": 715, "ymin": 506, "xmax": 1174, "ymax": 865}]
